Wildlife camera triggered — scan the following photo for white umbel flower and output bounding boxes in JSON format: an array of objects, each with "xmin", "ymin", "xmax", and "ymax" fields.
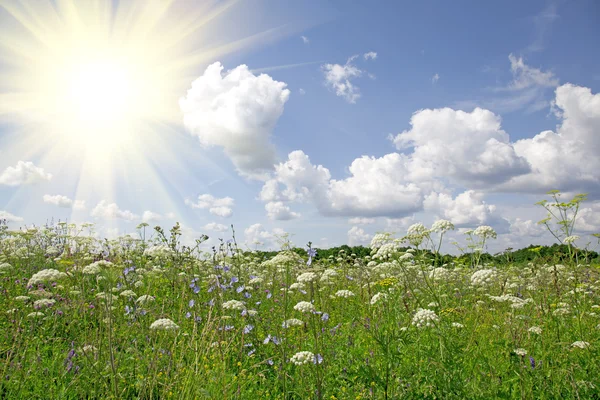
[
  {"xmin": 564, "ymin": 235, "xmax": 580, "ymax": 244},
  {"xmin": 571, "ymin": 341, "xmax": 590, "ymax": 349},
  {"xmin": 470, "ymin": 269, "xmax": 497, "ymax": 286},
  {"xmin": 296, "ymin": 272, "xmax": 317, "ymax": 283},
  {"xmin": 150, "ymin": 318, "xmax": 179, "ymax": 331},
  {"xmin": 528, "ymin": 326, "xmax": 542, "ymax": 335},
  {"xmin": 370, "ymin": 292, "xmax": 387, "ymax": 305},
  {"xmin": 222, "ymin": 300, "xmax": 246, "ymax": 311},
  {"xmin": 293, "ymin": 301, "xmax": 315, "ymax": 313},
  {"xmin": 136, "ymin": 295, "xmax": 155, "ymax": 305},
  {"xmin": 412, "ymin": 308, "xmax": 439, "ymax": 328},
  {"xmin": 28, "ymin": 269, "xmax": 67, "ymax": 286},
  {"xmin": 473, "ymin": 225, "xmax": 497, "ymax": 239},
  {"xmin": 290, "ymin": 351, "xmax": 315, "ymax": 365},
  {"xmin": 335, "ymin": 290, "xmax": 355, "ymax": 298},
  {"xmin": 431, "ymin": 220, "xmax": 455, "ymax": 233},
  {"xmin": 514, "ymin": 348, "xmax": 527, "ymax": 356},
  {"xmin": 282, "ymin": 318, "xmax": 304, "ymax": 328}
]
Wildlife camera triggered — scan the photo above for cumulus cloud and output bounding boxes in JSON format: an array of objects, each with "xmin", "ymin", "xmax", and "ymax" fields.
[
  {"xmin": 424, "ymin": 190, "xmax": 498, "ymax": 226},
  {"xmin": 348, "ymin": 226, "xmax": 371, "ymax": 246},
  {"xmin": 185, "ymin": 194, "xmax": 234, "ymax": 218},
  {"xmin": 142, "ymin": 211, "xmax": 165, "ymax": 223},
  {"xmin": 180, "ymin": 62, "xmax": 290, "ymax": 179},
  {"xmin": 0, "ymin": 210, "xmax": 23, "ymax": 222},
  {"xmin": 509, "ymin": 218, "xmax": 546, "ymax": 238},
  {"xmin": 348, "ymin": 217, "xmax": 376, "ymax": 225},
  {"xmin": 504, "ymin": 54, "xmax": 558, "ymax": 91},
  {"xmin": 0, "ymin": 161, "xmax": 52, "ymax": 186},
  {"xmin": 202, "ymin": 222, "xmax": 229, "ymax": 232},
  {"xmin": 501, "ymin": 84, "xmax": 600, "ymax": 194},
  {"xmin": 576, "ymin": 202, "xmax": 600, "ymax": 232},
  {"xmin": 265, "ymin": 201, "xmax": 300, "ymax": 220},
  {"xmin": 244, "ymin": 223, "xmax": 285, "ymax": 249},
  {"xmin": 91, "ymin": 201, "xmax": 139, "ymax": 221},
  {"xmin": 322, "ymin": 55, "xmax": 372, "ymax": 103},
  {"xmin": 43, "ymin": 194, "xmax": 85, "ymax": 210},
  {"xmin": 392, "ymin": 107, "xmax": 531, "ymax": 187}
]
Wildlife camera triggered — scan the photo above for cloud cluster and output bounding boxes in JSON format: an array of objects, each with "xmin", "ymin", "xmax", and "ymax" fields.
[
  {"xmin": 0, "ymin": 161, "xmax": 52, "ymax": 186},
  {"xmin": 43, "ymin": 194, "xmax": 85, "ymax": 210},
  {"xmin": 180, "ymin": 62, "xmax": 290, "ymax": 179},
  {"xmin": 244, "ymin": 223, "xmax": 286, "ymax": 249},
  {"xmin": 0, "ymin": 210, "xmax": 23, "ymax": 222},
  {"xmin": 347, "ymin": 226, "xmax": 370, "ymax": 246},
  {"xmin": 321, "ymin": 52, "xmax": 376, "ymax": 103},
  {"xmin": 185, "ymin": 194, "xmax": 234, "ymax": 218},
  {"xmin": 91, "ymin": 201, "xmax": 139, "ymax": 221}
]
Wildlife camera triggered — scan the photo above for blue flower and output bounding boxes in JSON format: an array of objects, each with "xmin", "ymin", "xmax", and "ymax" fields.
[
  {"xmin": 236, "ymin": 285, "xmax": 245, "ymax": 293},
  {"xmin": 314, "ymin": 354, "xmax": 323, "ymax": 364},
  {"xmin": 243, "ymin": 324, "xmax": 254, "ymax": 334},
  {"xmin": 321, "ymin": 313, "xmax": 330, "ymax": 322},
  {"xmin": 189, "ymin": 299, "xmax": 195, "ymax": 308},
  {"xmin": 185, "ymin": 312, "xmax": 192, "ymax": 319}
]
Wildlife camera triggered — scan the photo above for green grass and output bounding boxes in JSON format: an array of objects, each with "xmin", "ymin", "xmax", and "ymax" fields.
[{"xmin": 0, "ymin": 222, "xmax": 599, "ymax": 399}]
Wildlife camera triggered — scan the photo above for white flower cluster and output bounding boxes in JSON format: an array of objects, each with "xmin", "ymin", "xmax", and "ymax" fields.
[
  {"xmin": 514, "ymin": 348, "xmax": 527, "ymax": 356},
  {"xmin": 150, "ymin": 318, "xmax": 179, "ymax": 331},
  {"xmin": 262, "ymin": 251, "xmax": 302, "ymax": 267},
  {"xmin": 407, "ymin": 223, "xmax": 428, "ymax": 236},
  {"xmin": 412, "ymin": 308, "xmax": 439, "ymax": 328},
  {"xmin": 143, "ymin": 245, "xmax": 173, "ymax": 258},
  {"xmin": 429, "ymin": 267, "xmax": 451, "ymax": 281},
  {"xmin": 431, "ymin": 219, "xmax": 455, "ymax": 233},
  {"xmin": 571, "ymin": 341, "xmax": 590, "ymax": 349},
  {"xmin": 370, "ymin": 233, "xmax": 394, "ymax": 250},
  {"xmin": 289, "ymin": 282, "xmax": 305, "ymax": 291},
  {"xmin": 473, "ymin": 225, "xmax": 497, "ymax": 239},
  {"xmin": 528, "ymin": 326, "xmax": 542, "ymax": 335},
  {"xmin": 248, "ymin": 276, "xmax": 263, "ymax": 284},
  {"xmin": 222, "ymin": 300, "xmax": 246, "ymax": 311},
  {"xmin": 282, "ymin": 318, "xmax": 304, "ymax": 328},
  {"xmin": 370, "ymin": 292, "xmax": 387, "ymax": 305},
  {"xmin": 488, "ymin": 294, "xmax": 533, "ymax": 309},
  {"xmin": 563, "ymin": 235, "xmax": 579, "ymax": 244},
  {"xmin": 374, "ymin": 242, "xmax": 402, "ymax": 260},
  {"xmin": 119, "ymin": 290, "xmax": 137, "ymax": 298},
  {"xmin": 136, "ymin": 295, "xmax": 155, "ymax": 304},
  {"xmin": 28, "ymin": 269, "xmax": 67, "ymax": 286},
  {"xmin": 290, "ymin": 351, "xmax": 315, "ymax": 365},
  {"xmin": 335, "ymin": 290, "xmax": 355, "ymax": 298},
  {"xmin": 470, "ymin": 269, "xmax": 497, "ymax": 287},
  {"xmin": 320, "ymin": 269, "xmax": 338, "ymax": 284},
  {"xmin": 33, "ymin": 298, "xmax": 56, "ymax": 308},
  {"xmin": 82, "ymin": 260, "xmax": 114, "ymax": 275},
  {"xmin": 0, "ymin": 262, "xmax": 11, "ymax": 273},
  {"xmin": 293, "ymin": 301, "xmax": 315, "ymax": 313},
  {"xmin": 296, "ymin": 272, "xmax": 317, "ymax": 283}
]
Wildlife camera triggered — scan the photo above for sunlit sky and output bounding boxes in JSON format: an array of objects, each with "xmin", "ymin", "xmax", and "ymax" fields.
[{"xmin": 0, "ymin": 0, "xmax": 599, "ymax": 253}]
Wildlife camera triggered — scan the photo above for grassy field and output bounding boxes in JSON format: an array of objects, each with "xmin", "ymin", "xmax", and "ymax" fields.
[{"xmin": 0, "ymin": 194, "xmax": 599, "ymax": 399}]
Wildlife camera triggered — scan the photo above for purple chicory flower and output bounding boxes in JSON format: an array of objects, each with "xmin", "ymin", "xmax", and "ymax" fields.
[
  {"xmin": 243, "ymin": 324, "xmax": 254, "ymax": 334},
  {"xmin": 189, "ymin": 299, "xmax": 195, "ymax": 308},
  {"xmin": 307, "ymin": 247, "xmax": 317, "ymax": 266},
  {"xmin": 314, "ymin": 354, "xmax": 323, "ymax": 364},
  {"xmin": 185, "ymin": 312, "xmax": 192, "ymax": 319},
  {"xmin": 321, "ymin": 313, "xmax": 330, "ymax": 322}
]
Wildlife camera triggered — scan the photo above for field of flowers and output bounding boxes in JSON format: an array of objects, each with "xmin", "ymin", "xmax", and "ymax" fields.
[{"xmin": 0, "ymin": 193, "xmax": 599, "ymax": 399}]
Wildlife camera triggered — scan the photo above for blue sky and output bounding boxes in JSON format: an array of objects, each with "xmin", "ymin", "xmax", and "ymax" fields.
[{"xmin": 0, "ymin": 0, "xmax": 599, "ymax": 253}]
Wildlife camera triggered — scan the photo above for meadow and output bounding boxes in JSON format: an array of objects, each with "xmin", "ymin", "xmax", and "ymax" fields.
[{"xmin": 0, "ymin": 192, "xmax": 599, "ymax": 399}]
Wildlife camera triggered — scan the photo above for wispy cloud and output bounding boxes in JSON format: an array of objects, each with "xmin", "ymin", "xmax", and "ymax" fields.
[
  {"xmin": 322, "ymin": 52, "xmax": 376, "ymax": 103},
  {"xmin": 431, "ymin": 73, "xmax": 440, "ymax": 84},
  {"xmin": 526, "ymin": 2, "xmax": 559, "ymax": 53},
  {"xmin": 301, "ymin": 35, "xmax": 309, "ymax": 44}
]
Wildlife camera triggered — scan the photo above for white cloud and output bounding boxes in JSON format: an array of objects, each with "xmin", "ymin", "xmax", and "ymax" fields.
[
  {"xmin": 185, "ymin": 194, "xmax": 234, "ymax": 218},
  {"xmin": 265, "ymin": 201, "xmax": 300, "ymax": 220},
  {"xmin": 363, "ymin": 51, "xmax": 377, "ymax": 60},
  {"xmin": 142, "ymin": 211, "xmax": 164, "ymax": 223},
  {"xmin": 348, "ymin": 217, "xmax": 375, "ymax": 225},
  {"xmin": 504, "ymin": 54, "xmax": 558, "ymax": 91},
  {"xmin": 348, "ymin": 226, "xmax": 371, "ymax": 246},
  {"xmin": 576, "ymin": 202, "xmax": 600, "ymax": 232},
  {"xmin": 322, "ymin": 55, "xmax": 366, "ymax": 103},
  {"xmin": 424, "ymin": 190, "xmax": 498, "ymax": 226},
  {"xmin": 202, "ymin": 222, "xmax": 229, "ymax": 232},
  {"xmin": 509, "ymin": 218, "xmax": 546, "ymax": 238},
  {"xmin": 91, "ymin": 201, "xmax": 139, "ymax": 221},
  {"xmin": 501, "ymin": 84, "xmax": 600, "ymax": 193},
  {"xmin": 299, "ymin": 88, "xmax": 306, "ymax": 95},
  {"xmin": 180, "ymin": 62, "xmax": 290, "ymax": 179},
  {"xmin": 392, "ymin": 107, "xmax": 530, "ymax": 186},
  {"xmin": 243, "ymin": 223, "xmax": 285, "ymax": 249},
  {"xmin": 0, "ymin": 210, "xmax": 23, "ymax": 222},
  {"xmin": 301, "ymin": 36, "xmax": 309, "ymax": 44},
  {"xmin": 431, "ymin": 73, "xmax": 439, "ymax": 84},
  {"xmin": 0, "ymin": 161, "xmax": 52, "ymax": 186},
  {"xmin": 43, "ymin": 194, "xmax": 85, "ymax": 210}
]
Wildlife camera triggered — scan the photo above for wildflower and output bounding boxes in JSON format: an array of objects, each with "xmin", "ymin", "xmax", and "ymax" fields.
[
  {"xmin": 136, "ymin": 295, "xmax": 155, "ymax": 305},
  {"xmin": 14, "ymin": 296, "xmax": 30, "ymax": 302},
  {"xmin": 452, "ymin": 322, "xmax": 464, "ymax": 328},
  {"xmin": 293, "ymin": 301, "xmax": 315, "ymax": 313},
  {"xmin": 297, "ymin": 272, "xmax": 317, "ymax": 283},
  {"xmin": 81, "ymin": 345, "xmax": 98, "ymax": 355},
  {"xmin": 412, "ymin": 309, "xmax": 439, "ymax": 328},
  {"xmin": 370, "ymin": 292, "xmax": 387, "ymax": 305},
  {"xmin": 564, "ymin": 235, "xmax": 579, "ymax": 244},
  {"xmin": 33, "ymin": 298, "xmax": 56, "ymax": 308},
  {"xmin": 28, "ymin": 269, "xmax": 67, "ymax": 286},
  {"xmin": 473, "ymin": 225, "xmax": 497, "ymax": 239},
  {"xmin": 289, "ymin": 282, "xmax": 306, "ymax": 291},
  {"xmin": 222, "ymin": 300, "xmax": 245, "ymax": 311},
  {"xmin": 431, "ymin": 219, "xmax": 455, "ymax": 233},
  {"xmin": 243, "ymin": 324, "xmax": 254, "ymax": 334},
  {"xmin": 119, "ymin": 290, "xmax": 137, "ymax": 298},
  {"xmin": 321, "ymin": 312, "xmax": 329, "ymax": 322},
  {"xmin": 27, "ymin": 312, "xmax": 45, "ymax": 319},
  {"xmin": 335, "ymin": 290, "xmax": 355, "ymax": 298},
  {"xmin": 282, "ymin": 318, "xmax": 304, "ymax": 328},
  {"xmin": 470, "ymin": 269, "xmax": 497, "ymax": 286},
  {"xmin": 528, "ymin": 326, "xmax": 542, "ymax": 335},
  {"xmin": 188, "ymin": 299, "xmax": 195, "ymax": 308},
  {"xmin": 307, "ymin": 247, "xmax": 317, "ymax": 266},
  {"xmin": 514, "ymin": 348, "xmax": 527, "ymax": 356},
  {"xmin": 571, "ymin": 341, "xmax": 590, "ymax": 349},
  {"xmin": 150, "ymin": 318, "xmax": 179, "ymax": 331},
  {"xmin": 290, "ymin": 351, "xmax": 315, "ymax": 365}
]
